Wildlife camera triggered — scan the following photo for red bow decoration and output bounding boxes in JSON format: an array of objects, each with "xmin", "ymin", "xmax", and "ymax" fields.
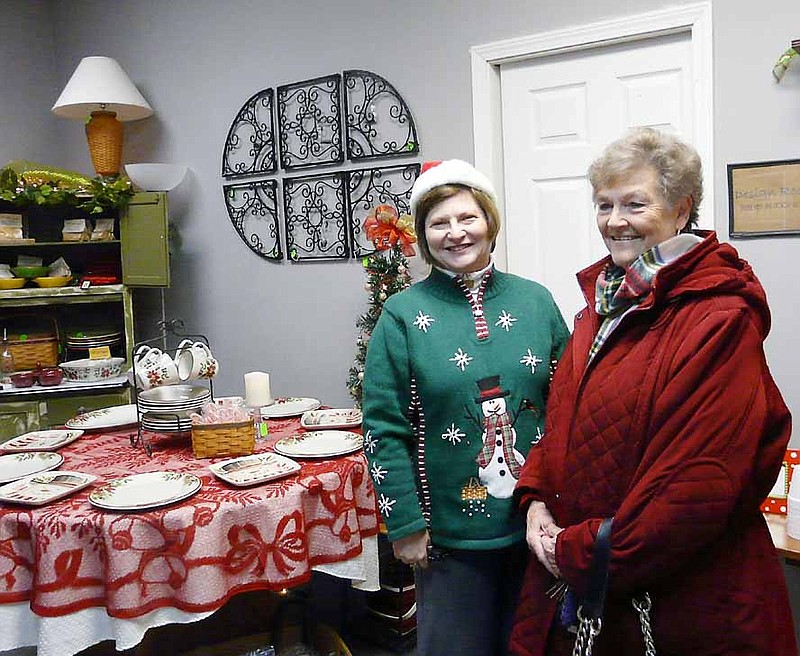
[{"xmin": 364, "ymin": 204, "xmax": 416, "ymax": 256}]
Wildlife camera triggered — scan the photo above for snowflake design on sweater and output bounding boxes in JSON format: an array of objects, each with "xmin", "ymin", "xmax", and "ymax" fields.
[
  {"xmin": 520, "ymin": 348, "xmax": 544, "ymax": 373},
  {"xmin": 370, "ymin": 462, "xmax": 387, "ymax": 484},
  {"xmin": 442, "ymin": 423, "xmax": 465, "ymax": 445},
  {"xmin": 378, "ymin": 493, "xmax": 396, "ymax": 516},
  {"xmin": 449, "ymin": 348, "xmax": 473, "ymax": 371},
  {"xmin": 495, "ymin": 310, "xmax": 517, "ymax": 331},
  {"xmin": 413, "ymin": 311, "xmax": 435, "ymax": 333},
  {"xmin": 363, "ymin": 429, "xmax": 377, "ymax": 454}
]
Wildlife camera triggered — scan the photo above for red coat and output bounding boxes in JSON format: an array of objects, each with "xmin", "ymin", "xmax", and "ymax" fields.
[{"xmin": 511, "ymin": 232, "xmax": 795, "ymax": 656}]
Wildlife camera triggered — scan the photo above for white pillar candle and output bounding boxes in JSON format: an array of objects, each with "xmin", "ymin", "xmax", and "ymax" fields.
[{"xmin": 244, "ymin": 371, "xmax": 272, "ymax": 407}]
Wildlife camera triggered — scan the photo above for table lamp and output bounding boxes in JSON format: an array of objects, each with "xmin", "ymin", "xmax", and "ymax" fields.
[{"xmin": 52, "ymin": 56, "xmax": 154, "ymax": 177}]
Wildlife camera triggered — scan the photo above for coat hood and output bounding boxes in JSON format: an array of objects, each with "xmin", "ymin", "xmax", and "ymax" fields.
[{"xmin": 576, "ymin": 230, "xmax": 772, "ymax": 338}]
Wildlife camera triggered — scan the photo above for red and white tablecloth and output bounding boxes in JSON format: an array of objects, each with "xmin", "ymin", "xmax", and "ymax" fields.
[{"xmin": 0, "ymin": 415, "xmax": 379, "ymax": 656}]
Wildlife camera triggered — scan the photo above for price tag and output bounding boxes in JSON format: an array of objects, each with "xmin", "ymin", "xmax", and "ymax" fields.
[{"xmin": 88, "ymin": 346, "xmax": 112, "ymax": 360}]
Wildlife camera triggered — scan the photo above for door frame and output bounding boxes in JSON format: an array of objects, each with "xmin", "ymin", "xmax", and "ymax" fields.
[{"xmin": 470, "ymin": 2, "xmax": 713, "ymax": 268}]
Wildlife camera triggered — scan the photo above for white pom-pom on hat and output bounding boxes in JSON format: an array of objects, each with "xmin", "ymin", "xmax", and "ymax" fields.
[{"xmin": 410, "ymin": 159, "xmax": 497, "ymax": 218}]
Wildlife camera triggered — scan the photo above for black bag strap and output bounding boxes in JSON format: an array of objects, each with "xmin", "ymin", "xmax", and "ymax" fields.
[{"xmin": 583, "ymin": 517, "xmax": 614, "ymax": 620}]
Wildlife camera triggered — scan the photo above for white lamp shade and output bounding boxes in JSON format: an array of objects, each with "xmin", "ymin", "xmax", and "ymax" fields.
[{"xmin": 52, "ymin": 56, "xmax": 154, "ymax": 121}]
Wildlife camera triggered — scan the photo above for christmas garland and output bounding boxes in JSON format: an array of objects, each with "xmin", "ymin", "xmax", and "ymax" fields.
[{"xmin": 0, "ymin": 162, "xmax": 134, "ymax": 215}]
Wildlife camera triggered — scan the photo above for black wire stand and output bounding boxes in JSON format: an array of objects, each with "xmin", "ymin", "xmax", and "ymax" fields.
[{"xmin": 130, "ymin": 318, "xmax": 215, "ymax": 456}]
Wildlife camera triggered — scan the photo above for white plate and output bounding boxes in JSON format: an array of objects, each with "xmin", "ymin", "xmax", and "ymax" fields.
[
  {"xmin": 89, "ymin": 471, "xmax": 202, "ymax": 511},
  {"xmin": 0, "ymin": 470, "xmax": 96, "ymax": 506},
  {"xmin": 0, "ymin": 429, "xmax": 84, "ymax": 452},
  {"xmin": 273, "ymin": 430, "xmax": 363, "ymax": 459},
  {"xmin": 261, "ymin": 397, "xmax": 321, "ymax": 419},
  {"xmin": 300, "ymin": 408, "xmax": 362, "ymax": 430},
  {"xmin": 209, "ymin": 452, "xmax": 301, "ymax": 487},
  {"xmin": 0, "ymin": 452, "xmax": 65, "ymax": 484},
  {"xmin": 66, "ymin": 404, "xmax": 139, "ymax": 431}
]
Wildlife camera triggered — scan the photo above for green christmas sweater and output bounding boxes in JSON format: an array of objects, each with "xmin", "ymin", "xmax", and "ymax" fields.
[{"xmin": 362, "ymin": 268, "xmax": 569, "ymax": 551}]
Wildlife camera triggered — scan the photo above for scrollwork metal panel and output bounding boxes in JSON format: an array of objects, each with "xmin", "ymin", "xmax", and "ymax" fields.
[
  {"xmin": 221, "ymin": 89, "xmax": 277, "ymax": 178},
  {"xmin": 223, "ymin": 180, "xmax": 282, "ymax": 260},
  {"xmin": 277, "ymin": 74, "xmax": 343, "ymax": 171},
  {"xmin": 283, "ymin": 172, "xmax": 348, "ymax": 261},
  {"xmin": 347, "ymin": 163, "xmax": 420, "ymax": 257},
  {"xmin": 344, "ymin": 70, "xmax": 419, "ymax": 162}
]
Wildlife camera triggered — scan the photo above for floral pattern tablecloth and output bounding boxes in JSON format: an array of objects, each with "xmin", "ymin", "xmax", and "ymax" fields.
[{"xmin": 0, "ymin": 416, "xmax": 379, "ymax": 619}]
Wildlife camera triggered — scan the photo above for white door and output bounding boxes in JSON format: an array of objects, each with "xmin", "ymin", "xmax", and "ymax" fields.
[{"xmin": 500, "ymin": 31, "xmax": 696, "ymax": 326}]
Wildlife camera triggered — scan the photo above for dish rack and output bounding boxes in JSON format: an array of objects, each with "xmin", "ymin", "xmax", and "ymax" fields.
[{"xmin": 130, "ymin": 318, "xmax": 215, "ymax": 456}]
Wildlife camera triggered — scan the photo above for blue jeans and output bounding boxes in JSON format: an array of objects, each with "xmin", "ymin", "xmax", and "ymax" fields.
[{"xmin": 414, "ymin": 542, "xmax": 527, "ymax": 656}]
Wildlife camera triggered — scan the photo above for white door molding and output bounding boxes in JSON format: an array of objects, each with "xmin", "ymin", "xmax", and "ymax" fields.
[{"xmin": 470, "ymin": 2, "xmax": 713, "ymax": 267}]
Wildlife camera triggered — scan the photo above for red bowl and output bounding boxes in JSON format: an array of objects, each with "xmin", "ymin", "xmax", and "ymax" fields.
[
  {"xmin": 10, "ymin": 371, "xmax": 36, "ymax": 388},
  {"xmin": 37, "ymin": 367, "xmax": 64, "ymax": 386}
]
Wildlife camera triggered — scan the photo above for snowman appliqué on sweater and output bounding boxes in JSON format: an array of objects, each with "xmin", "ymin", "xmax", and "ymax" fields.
[{"xmin": 472, "ymin": 374, "xmax": 527, "ymax": 499}]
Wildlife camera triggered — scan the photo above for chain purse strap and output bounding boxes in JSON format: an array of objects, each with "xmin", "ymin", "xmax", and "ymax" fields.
[{"xmin": 571, "ymin": 518, "xmax": 656, "ymax": 656}]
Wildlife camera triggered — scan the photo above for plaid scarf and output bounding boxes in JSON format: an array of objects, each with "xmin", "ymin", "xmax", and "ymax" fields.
[
  {"xmin": 589, "ymin": 234, "xmax": 702, "ymax": 363},
  {"xmin": 475, "ymin": 410, "xmax": 521, "ymax": 478}
]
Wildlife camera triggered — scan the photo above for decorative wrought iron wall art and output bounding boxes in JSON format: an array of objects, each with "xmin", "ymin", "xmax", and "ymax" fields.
[
  {"xmin": 344, "ymin": 70, "xmax": 419, "ymax": 162},
  {"xmin": 277, "ymin": 74, "xmax": 344, "ymax": 171},
  {"xmin": 283, "ymin": 172, "xmax": 349, "ymax": 261},
  {"xmin": 221, "ymin": 89, "xmax": 277, "ymax": 178},
  {"xmin": 347, "ymin": 163, "xmax": 420, "ymax": 257},
  {"xmin": 222, "ymin": 180, "xmax": 283, "ymax": 260}
]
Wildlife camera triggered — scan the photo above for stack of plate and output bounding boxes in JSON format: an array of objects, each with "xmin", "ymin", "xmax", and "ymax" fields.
[
  {"xmin": 137, "ymin": 385, "xmax": 211, "ymax": 433},
  {"xmin": 788, "ymin": 468, "xmax": 800, "ymax": 539},
  {"xmin": 66, "ymin": 329, "xmax": 123, "ymax": 352}
]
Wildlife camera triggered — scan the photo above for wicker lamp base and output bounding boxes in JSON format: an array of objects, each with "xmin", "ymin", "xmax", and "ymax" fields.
[{"xmin": 85, "ymin": 110, "xmax": 124, "ymax": 177}]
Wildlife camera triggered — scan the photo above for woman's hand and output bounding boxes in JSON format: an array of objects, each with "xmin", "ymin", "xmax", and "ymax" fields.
[
  {"xmin": 526, "ymin": 501, "xmax": 563, "ymax": 578},
  {"xmin": 392, "ymin": 529, "xmax": 431, "ymax": 569}
]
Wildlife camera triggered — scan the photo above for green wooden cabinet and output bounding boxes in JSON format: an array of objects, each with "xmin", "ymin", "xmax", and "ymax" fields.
[
  {"xmin": 0, "ymin": 192, "xmax": 170, "ymax": 438},
  {"xmin": 121, "ymin": 192, "xmax": 171, "ymax": 287},
  {"xmin": 0, "ymin": 400, "xmax": 42, "ymax": 443}
]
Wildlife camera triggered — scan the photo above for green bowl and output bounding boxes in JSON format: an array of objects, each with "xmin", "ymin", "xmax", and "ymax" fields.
[{"xmin": 11, "ymin": 266, "xmax": 50, "ymax": 279}]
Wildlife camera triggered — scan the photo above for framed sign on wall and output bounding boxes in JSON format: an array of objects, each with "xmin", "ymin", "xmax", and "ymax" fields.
[{"xmin": 727, "ymin": 159, "xmax": 800, "ymax": 237}]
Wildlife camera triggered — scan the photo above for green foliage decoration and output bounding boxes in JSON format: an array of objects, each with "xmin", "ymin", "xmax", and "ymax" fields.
[{"xmin": 0, "ymin": 161, "xmax": 134, "ymax": 215}]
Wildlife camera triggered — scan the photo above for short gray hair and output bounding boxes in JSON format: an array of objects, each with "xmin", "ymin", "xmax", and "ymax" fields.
[{"xmin": 588, "ymin": 127, "xmax": 703, "ymax": 228}]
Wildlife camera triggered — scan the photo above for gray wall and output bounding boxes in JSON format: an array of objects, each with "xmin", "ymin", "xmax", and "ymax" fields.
[{"xmin": 9, "ymin": 0, "xmax": 790, "ymax": 416}]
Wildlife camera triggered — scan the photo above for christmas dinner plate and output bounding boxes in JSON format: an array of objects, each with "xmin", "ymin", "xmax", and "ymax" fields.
[
  {"xmin": 273, "ymin": 430, "xmax": 363, "ymax": 458},
  {"xmin": 65, "ymin": 404, "xmax": 139, "ymax": 431},
  {"xmin": 0, "ymin": 451, "xmax": 64, "ymax": 484},
  {"xmin": 89, "ymin": 471, "xmax": 202, "ymax": 511},
  {"xmin": 0, "ymin": 429, "xmax": 84, "ymax": 453},
  {"xmin": 261, "ymin": 397, "xmax": 321, "ymax": 419},
  {"xmin": 300, "ymin": 408, "xmax": 362, "ymax": 430},
  {"xmin": 209, "ymin": 452, "xmax": 301, "ymax": 487},
  {"xmin": 0, "ymin": 470, "xmax": 96, "ymax": 506}
]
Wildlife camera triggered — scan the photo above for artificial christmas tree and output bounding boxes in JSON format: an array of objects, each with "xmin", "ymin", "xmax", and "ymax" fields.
[{"xmin": 347, "ymin": 205, "xmax": 415, "ymax": 406}]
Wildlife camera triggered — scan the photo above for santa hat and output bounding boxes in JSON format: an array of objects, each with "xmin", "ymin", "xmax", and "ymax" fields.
[{"xmin": 409, "ymin": 159, "xmax": 497, "ymax": 218}]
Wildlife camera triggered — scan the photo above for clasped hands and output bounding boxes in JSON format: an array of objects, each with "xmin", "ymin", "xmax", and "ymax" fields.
[{"xmin": 526, "ymin": 500, "xmax": 563, "ymax": 578}]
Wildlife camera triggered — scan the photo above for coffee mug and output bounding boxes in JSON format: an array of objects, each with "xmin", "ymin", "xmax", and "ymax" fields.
[
  {"xmin": 136, "ymin": 349, "xmax": 180, "ymax": 389},
  {"xmin": 175, "ymin": 340, "xmax": 218, "ymax": 381}
]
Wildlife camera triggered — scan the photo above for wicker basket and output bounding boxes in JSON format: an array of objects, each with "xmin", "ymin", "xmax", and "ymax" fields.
[
  {"xmin": 191, "ymin": 420, "xmax": 255, "ymax": 459},
  {"xmin": 7, "ymin": 316, "xmax": 60, "ymax": 371}
]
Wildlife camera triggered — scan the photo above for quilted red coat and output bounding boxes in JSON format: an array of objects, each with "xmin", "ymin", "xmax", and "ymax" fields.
[{"xmin": 511, "ymin": 231, "xmax": 795, "ymax": 656}]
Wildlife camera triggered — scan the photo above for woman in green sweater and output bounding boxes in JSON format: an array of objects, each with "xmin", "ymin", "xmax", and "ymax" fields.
[{"xmin": 363, "ymin": 160, "xmax": 569, "ymax": 656}]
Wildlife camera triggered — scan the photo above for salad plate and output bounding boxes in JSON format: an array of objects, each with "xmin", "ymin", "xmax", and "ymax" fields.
[
  {"xmin": 0, "ymin": 471, "xmax": 96, "ymax": 506},
  {"xmin": 0, "ymin": 429, "xmax": 84, "ymax": 452},
  {"xmin": 89, "ymin": 471, "xmax": 202, "ymax": 511},
  {"xmin": 273, "ymin": 430, "xmax": 363, "ymax": 459},
  {"xmin": 66, "ymin": 404, "xmax": 139, "ymax": 431},
  {"xmin": 261, "ymin": 397, "xmax": 321, "ymax": 419},
  {"xmin": 300, "ymin": 408, "xmax": 362, "ymax": 430},
  {"xmin": 0, "ymin": 451, "xmax": 64, "ymax": 484},
  {"xmin": 209, "ymin": 452, "xmax": 301, "ymax": 487}
]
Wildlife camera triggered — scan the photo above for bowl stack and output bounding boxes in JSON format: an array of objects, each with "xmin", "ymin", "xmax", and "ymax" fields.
[
  {"xmin": 66, "ymin": 329, "xmax": 123, "ymax": 355},
  {"xmin": 137, "ymin": 385, "xmax": 211, "ymax": 434}
]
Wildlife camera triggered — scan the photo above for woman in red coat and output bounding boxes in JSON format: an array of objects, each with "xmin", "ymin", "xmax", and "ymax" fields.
[{"xmin": 511, "ymin": 127, "xmax": 795, "ymax": 656}]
